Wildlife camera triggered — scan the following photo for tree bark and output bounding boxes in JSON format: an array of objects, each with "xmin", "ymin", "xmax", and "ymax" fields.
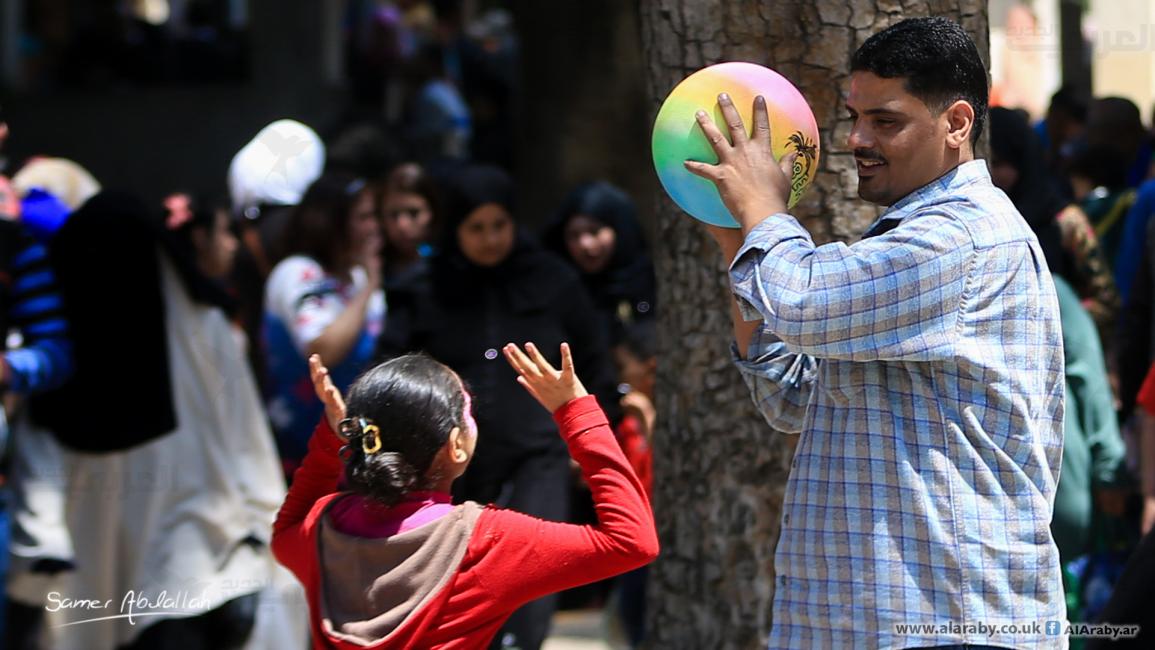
[{"xmin": 640, "ymin": 2, "xmax": 988, "ymax": 648}]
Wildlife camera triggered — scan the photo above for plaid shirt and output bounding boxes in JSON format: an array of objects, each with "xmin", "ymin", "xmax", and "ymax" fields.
[{"xmin": 730, "ymin": 161, "xmax": 1066, "ymax": 649}]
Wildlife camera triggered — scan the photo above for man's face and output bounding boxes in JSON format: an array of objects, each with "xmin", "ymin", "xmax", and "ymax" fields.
[{"xmin": 846, "ymin": 71, "xmax": 955, "ymax": 206}]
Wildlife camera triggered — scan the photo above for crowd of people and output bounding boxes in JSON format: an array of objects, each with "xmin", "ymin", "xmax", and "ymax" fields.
[
  {"xmin": 0, "ymin": 100, "xmax": 657, "ymax": 650},
  {"xmin": 990, "ymin": 89, "xmax": 1155, "ymax": 628},
  {"xmin": 6, "ymin": 6, "xmax": 1155, "ymax": 650},
  {"xmin": 0, "ymin": 3, "xmax": 661, "ymax": 649}
]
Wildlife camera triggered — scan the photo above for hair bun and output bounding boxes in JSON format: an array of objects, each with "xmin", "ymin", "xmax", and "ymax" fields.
[{"xmin": 348, "ymin": 451, "xmax": 421, "ymax": 507}]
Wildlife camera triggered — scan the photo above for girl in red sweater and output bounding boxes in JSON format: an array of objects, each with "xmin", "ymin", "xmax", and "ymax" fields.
[{"xmin": 271, "ymin": 342, "xmax": 658, "ymax": 649}]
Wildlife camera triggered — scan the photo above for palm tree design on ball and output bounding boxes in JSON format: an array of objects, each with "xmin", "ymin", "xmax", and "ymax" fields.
[{"xmin": 786, "ymin": 131, "xmax": 818, "ymax": 207}]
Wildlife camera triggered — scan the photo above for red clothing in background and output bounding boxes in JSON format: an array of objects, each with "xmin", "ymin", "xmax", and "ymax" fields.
[
  {"xmin": 1137, "ymin": 361, "xmax": 1155, "ymax": 416},
  {"xmin": 271, "ymin": 395, "xmax": 658, "ymax": 649},
  {"xmin": 616, "ymin": 414, "xmax": 653, "ymax": 498}
]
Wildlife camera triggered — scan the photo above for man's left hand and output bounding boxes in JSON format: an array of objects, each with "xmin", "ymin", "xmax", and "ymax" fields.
[{"xmin": 683, "ymin": 93, "xmax": 796, "ymax": 234}]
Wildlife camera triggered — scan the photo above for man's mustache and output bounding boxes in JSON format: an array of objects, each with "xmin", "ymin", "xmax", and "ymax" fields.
[{"xmin": 854, "ymin": 149, "xmax": 886, "ymax": 162}]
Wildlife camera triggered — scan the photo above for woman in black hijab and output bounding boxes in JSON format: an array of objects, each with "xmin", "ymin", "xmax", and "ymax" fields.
[
  {"xmin": 378, "ymin": 164, "xmax": 619, "ymax": 650},
  {"xmin": 542, "ymin": 181, "xmax": 656, "ymax": 348},
  {"xmin": 990, "ymin": 106, "xmax": 1120, "ymax": 332}
]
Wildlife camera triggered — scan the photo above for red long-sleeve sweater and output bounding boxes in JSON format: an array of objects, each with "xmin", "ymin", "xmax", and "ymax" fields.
[{"xmin": 271, "ymin": 395, "xmax": 659, "ymax": 649}]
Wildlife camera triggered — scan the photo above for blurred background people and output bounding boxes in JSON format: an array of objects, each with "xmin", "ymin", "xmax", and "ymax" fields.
[
  {"xmin": 263, "ymin": 172, "xmax": 384, "ymax": 479},
  {"xmin": 0, "ymin": 157, "xmax": 76, "ymax": 649},
  {"xmin": 542, "ymin": 181, "xmax": 656, "ymax": 349},
  {"xmin": 27, "ymin": 190, "xmax": 295, "ymax": 649},
  {"xmin": 379, "ymin": 161, "xmax": 438, "ymax": 285},
  {"xmin": 610, "ymin": 320, "xmax": 656, "ymax": 649},
  {"xmin": 228, "ymin": 119, "xmax": 327, "ymax": 387}
]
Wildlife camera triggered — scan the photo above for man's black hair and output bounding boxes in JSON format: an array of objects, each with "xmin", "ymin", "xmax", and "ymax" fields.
[{"xmin": 850, "ymin": 16, "xmax": 989, "ymax": 145}]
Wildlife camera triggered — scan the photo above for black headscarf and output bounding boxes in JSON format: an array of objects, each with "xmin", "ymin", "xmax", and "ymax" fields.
[
  {"xmin": 432, "ymin": 164, "xmax": 572, "ymax": 312},
  {"xmin": 989, "ymin": 107, "xmax": 1069, "ymax": 276},
  {"xmin": 542, "ymin": 181, "xmax": 656, "ymax": 339}
]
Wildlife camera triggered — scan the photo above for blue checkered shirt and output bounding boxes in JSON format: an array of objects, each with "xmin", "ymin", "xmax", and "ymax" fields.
[{"xmin": 730, "ymin": 161, "xmax": 1067, "ymax": 649}]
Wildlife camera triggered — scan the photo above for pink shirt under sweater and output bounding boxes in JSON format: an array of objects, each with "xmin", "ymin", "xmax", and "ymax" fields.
[{"xmin": 328, "ymin": 491, "xmax": 455, "ymax": 537}]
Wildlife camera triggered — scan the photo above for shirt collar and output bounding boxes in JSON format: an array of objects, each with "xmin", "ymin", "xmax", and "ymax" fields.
[{"xmin": 862, "ymin": 159, "xmax": 991, "ymax": 238}]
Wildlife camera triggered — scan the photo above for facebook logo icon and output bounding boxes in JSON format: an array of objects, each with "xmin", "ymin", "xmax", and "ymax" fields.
[{"xmin": 1046, "ymin": 621, "xmax": 1062, "ymax": 636}]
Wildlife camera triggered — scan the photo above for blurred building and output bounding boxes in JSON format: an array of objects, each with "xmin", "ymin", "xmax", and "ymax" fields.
[
  {"xmin": 992, "ymin": 0, "xmax": 1155, "ymax": 122},
  {"xmin": 0, "ymin": 0, "xmax": 351, "ymax": 203}
]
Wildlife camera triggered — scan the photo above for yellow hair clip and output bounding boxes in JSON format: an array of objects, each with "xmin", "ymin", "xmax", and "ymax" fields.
[{"xmin": 361, "ymin": 422, "xmax": 382, "ymax": 455}]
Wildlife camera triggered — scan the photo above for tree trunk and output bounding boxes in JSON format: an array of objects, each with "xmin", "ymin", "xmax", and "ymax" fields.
[
  {"xmin": 510, "ymin": 0, "xmax": 654, "ymax": 233},
  {"xmin": 640, "ymin": 2, "xmax": 988, "ymax": 648}
]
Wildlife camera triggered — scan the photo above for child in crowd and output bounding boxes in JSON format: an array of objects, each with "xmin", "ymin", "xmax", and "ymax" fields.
[
  {"xmin": 263, "ymin": 173, "xmax": 385, "ymax": 479},
  {"xmin": 611, "ymin": 321, "xmax": 657, "ymax": 648},
  {"xmin": 272, "ymin": 342, "xmax": 658, "ymax": 649},
  {"xmin": 614, "ymin": 321, "xmax": 656, "ymax": 501}
]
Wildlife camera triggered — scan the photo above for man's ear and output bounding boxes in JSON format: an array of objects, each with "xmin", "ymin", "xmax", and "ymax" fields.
[{"xmin": 944, "ymin": 99, "xmax": 975, "ymax": 150}]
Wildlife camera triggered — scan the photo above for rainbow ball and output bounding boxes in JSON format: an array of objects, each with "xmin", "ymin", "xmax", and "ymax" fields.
[{"xmin": 652, "ymin": 62, "xmax": 821, "ymax": 228}]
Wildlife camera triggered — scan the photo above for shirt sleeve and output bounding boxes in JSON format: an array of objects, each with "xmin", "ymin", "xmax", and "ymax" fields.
[
  {"xmin": 271, "ymin": 417, "xmax": 344, "ymax": 578},
  {"xmin": 729, "ymin": 211, "xmax": 974, "ymax": 362},
  {"xmin": 731, "ymin": 323, "xmax": 817, "ymax": 433},
  {"xmin": 469, "ymin": 395, "xmax": 658, "ymax": 606},
  {"xmin": 3, "ymin": 232, "xmax": 73, "ymax": 394},
  {"xmin": 266, "ymin": 257, "xmax": 346, "ymax": 355}
]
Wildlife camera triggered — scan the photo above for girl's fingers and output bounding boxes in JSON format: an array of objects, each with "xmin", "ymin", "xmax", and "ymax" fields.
[
  {"xmin": 559, "ymin": 342, "xmax": 574, "ymax": 376},
  {"xmin": 524, "ymin": 342, "xmax": 557, "ymax": 375},
  {"xmin": 503, "ymin": 343, "xmax": 537, "ymax": 378},
  {"xmin": 516, "ymin": 375, "xmax": 542, "ymax": 402}
]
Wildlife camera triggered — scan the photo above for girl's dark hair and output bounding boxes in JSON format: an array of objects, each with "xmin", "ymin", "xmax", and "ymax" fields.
[
  {"xmin": 378, "ymin": 162, "xmax": 442, "ymax": 252},
  {"xmin": 851, "ymin": 16, "xmax": 988, "ymax": 145},
  {"xmin": 343, "ymin": 353, "xmax": 467, "ymax": 506},
  {"xmin": 281, "ymin": 171, "xmax": 370, "ymax": 270},
  {"xmin": 156, "ymin": 192, "xmax": 236, "ymax": 313}
]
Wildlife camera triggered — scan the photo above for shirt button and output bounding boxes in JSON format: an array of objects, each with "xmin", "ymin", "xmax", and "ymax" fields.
[
  {"xmin": 783, "ymin": 514, "xmax": 790, "ymax": 525},
  {"xmin": 484, "ymin": 348, "xmax": 498, "ymax": 360},
  {"xmin": 779, "ymin": 575, "xmax": 788, "ymax": 587},
  {"xmin": 637, "ymin": 301, "xmax": 651, "ymax": 313}
]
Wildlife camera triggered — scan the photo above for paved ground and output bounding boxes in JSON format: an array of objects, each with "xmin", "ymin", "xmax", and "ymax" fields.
[{"xmin": 542, "ymin": 610, "xmax": 615, "ymax": 650}]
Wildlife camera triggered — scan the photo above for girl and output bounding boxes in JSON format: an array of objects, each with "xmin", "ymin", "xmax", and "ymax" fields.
[
  {"xmin": 272, "ymin": 342, "xmax": 658, "ymax": 649},
  {"xmin": 378, "ymin": 162, "xmax": 437, "ymax": 283},
  {"xmin": 264, "ymin": 172, "xmax": 385, "ymax": 477}
]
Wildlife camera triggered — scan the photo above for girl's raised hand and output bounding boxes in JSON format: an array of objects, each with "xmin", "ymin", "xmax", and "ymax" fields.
[
  {"xmin": 309, "ymin": 354, "xmax": 347, "ymax": 436},
  {"xmin": 503, "ymin": 342, "xmax": 588, "ymax": 413}
]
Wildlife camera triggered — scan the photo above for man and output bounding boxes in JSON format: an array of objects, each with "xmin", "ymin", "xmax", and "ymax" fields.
[{"xmin": 686, "ymin": 17, "xmax": 1066, "ymax": 649}]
